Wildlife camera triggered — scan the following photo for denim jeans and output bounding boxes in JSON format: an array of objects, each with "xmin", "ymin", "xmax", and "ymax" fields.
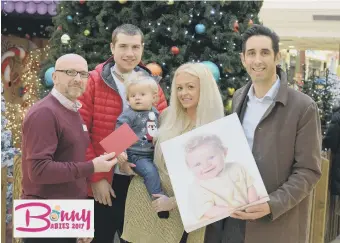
[{"xmin": 128, "ymin": 153, "xmax": 164, "ymax": 197}]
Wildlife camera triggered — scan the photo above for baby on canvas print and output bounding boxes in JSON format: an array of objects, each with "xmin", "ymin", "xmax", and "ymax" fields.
[{"xmin": 185, "ymin": 134, "xmax": 258, "ymax": 220}]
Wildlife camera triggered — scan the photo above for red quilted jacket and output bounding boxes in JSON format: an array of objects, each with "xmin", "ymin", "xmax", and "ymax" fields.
[{"xmin": 78, "ymin": 57, "xmax": 168, "ymax": 197}]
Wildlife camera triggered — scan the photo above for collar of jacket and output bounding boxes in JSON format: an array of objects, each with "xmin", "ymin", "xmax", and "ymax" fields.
[
  {"xmin": 100, "ymin": 56, "xmax": 161, "ymax": 92},
  {"xmin": 234, "ymin": 67, "xmax": 289, "ymax": 119}
]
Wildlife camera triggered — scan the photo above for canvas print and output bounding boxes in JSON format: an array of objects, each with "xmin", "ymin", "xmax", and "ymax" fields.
[{"xmin": 160, "ymin": 113, "xmax": 269, "ymax": 233}]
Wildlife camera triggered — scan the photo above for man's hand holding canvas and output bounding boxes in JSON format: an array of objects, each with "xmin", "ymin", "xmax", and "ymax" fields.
[{"xmin": 231, "ymin": 202, "xmax": 271, "ymax": 221}]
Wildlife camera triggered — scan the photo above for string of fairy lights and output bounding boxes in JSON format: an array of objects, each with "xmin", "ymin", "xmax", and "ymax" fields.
[
  {"xmin": 4, "ymin": 45, "xmax": 50, "ymax": 148},
  {"xmin": 56, "ymin": 1, "xmax": 254, "ymax": 87}
]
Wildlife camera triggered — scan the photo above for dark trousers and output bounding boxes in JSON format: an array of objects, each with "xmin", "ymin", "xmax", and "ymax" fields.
[
  {"xmin": 24, "ymin": 238, "xmax": 76, "ymax": 243},
  {"xmin": 90, "ymin": 174, "xmax": 131, "ymax": 243},
  {"xmin": 180, "ymin": 232, "xmax": 188, "ymax": 243},
  {"xmin": 204, "ymin": 217, "xmax": 246, "ymax": 243}
]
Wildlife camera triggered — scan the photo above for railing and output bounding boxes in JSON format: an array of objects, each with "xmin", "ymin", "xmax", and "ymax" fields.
[
  {"xmin": 326, "ymin": 195, "xmax": 340, "ymax": 243},
  {"xmin": 310, "ymin": 152, "xmax": 340, "ymax": 243},
  {"xmin": 324, "ymin": 151, "xmax": 340, "ymax": 243},
  {"xmin": 1, "ymin": 165, "xmax": 7, "ymax": 243},
  {"xmin": 13, "ymin": 155, "xmax": 22, "ymax": 243},
  {"xmin": 310, "ymin": 156, "xmax": 330, "ymax": 243},
  {"xmin": 1, "ymin": 155, "xmax": 22, "ymax": 243}
]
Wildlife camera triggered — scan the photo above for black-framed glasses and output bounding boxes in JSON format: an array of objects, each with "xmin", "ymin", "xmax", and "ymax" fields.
[{"xmin": 55, "ymin": 69, "xmax": 89, "ymax": 79}]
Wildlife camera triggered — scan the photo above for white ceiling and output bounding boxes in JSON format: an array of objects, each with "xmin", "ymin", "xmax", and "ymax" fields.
[{"xmin": 259, "ymin": 0, "xmax": 340, "ymax": 51}]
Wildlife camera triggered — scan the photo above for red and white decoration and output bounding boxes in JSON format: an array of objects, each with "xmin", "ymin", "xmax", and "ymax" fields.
[
  {"xmin": 1, "ymin": 47, "xmax": 27, "ymax": 87},
  {"xmin": 144, "ymin": 112, "xmax": 158, "ymax": 142}
]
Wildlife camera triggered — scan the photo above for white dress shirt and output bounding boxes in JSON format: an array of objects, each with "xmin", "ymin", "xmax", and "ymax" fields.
[
  {"xmin": 242, "ymin": 76, "xmax": 280, "ymax": 150},
  {"xmin": 51, "ymin": 88, "xmax": 82, "ymax": 112},
  {"xmin": 110, "ymin": 66, "xmax": 131, "ymax": 111}
]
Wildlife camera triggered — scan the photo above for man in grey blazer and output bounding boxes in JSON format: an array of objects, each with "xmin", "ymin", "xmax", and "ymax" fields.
[{"xmin": 205, "ymin": 25, "xmax": 322, "ymax": 243}]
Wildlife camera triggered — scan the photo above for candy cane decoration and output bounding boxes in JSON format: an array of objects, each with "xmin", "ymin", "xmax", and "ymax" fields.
[{"xmin": 1, "ymin": 47, "xmax": 27, "ymax": 87}]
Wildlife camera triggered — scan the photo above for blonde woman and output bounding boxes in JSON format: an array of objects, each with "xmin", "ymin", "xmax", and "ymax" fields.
[{"xmin": 121, "ymin": 62, "xmax": 225, "ymax": 243}]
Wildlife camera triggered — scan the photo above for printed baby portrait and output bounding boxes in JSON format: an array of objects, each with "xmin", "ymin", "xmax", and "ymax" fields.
[{"xmin": 161, "ymin": 113, "xmax": 269, "ymax": 232}]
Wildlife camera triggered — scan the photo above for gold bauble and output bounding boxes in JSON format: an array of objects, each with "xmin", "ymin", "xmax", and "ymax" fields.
[
  {"xmin": 225, "ymin": 99, "xmax": 232, "ymax": 113},
  {"xmin": 227, "ymin": 87, "xmax": 235, "ymax": 96},
  {"xmin": 84, "ymin": 29, "xmax": 90, "ymax": 36},
  {"xmin": 316, "ymin": 84, "xmax": 324, "ymax": 90}
]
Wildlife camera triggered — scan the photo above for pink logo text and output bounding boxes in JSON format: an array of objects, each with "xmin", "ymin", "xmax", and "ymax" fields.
[{"xmin": 15, "ymin": 202, "xmax": 91, "ymax": 232}]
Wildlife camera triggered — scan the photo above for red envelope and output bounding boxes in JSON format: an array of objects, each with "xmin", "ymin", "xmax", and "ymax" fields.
[{"xmin": 99, "ymin": 123, "xmax": 139, "ymax": 156}]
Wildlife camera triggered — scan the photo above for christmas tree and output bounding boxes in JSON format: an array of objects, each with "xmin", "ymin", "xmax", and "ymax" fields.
[
  {"xmin": 1, "ymin": 84, "xmax": 20, "ymax": 225},
  {"xmin": 41, "ymin": 1, "xmax": 263, "ymax": 112},
  {"xmin": 301, "ymin": 67, "xmax": 335, "ymax": 135}
]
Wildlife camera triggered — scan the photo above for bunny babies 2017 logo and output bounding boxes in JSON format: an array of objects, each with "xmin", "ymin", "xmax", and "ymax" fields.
[{"xmin": 13, "ymin": 200, "xmax": 94, "ymax": 238}]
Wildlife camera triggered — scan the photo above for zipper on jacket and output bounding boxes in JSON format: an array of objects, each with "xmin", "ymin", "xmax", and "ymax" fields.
[{"xmin": 100, "ymin": 70, "xmax": 124, "ymax": 111}]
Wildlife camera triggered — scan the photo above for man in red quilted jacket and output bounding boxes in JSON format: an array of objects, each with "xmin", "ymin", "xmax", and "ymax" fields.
[{"xmin": 78, "ymin": 24, "xmax": 167, "ymax": 243}]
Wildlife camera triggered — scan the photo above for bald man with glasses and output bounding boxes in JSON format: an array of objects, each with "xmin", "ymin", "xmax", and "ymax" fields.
[{"xmin": 21, "ymin": 54, "xmax": 121, "ymax": 243}]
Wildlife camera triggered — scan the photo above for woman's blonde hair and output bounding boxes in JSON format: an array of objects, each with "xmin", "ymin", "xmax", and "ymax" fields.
[{"xmin": 154, "ymin": 62, "xmax": 225, "ymax": 173}]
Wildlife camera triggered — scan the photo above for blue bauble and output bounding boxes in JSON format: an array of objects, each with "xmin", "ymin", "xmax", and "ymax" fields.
[
  {"xmin": 315, "ymin": 78, "xmax": 326, "ymax": 85},
  {"xmin": 44, "ymin": 67, "xmax": 55, "ymax": 88},
  {"xmin": 67, "ymin": 15, "xmax": 73, "ymax": 22},
  {"xmin": 195, "ymin": 24, "xmax": 206, "ymax": 34},
  {"xmin": 202, "ymin": 61, "xmax": 220, "ymax": 82}
]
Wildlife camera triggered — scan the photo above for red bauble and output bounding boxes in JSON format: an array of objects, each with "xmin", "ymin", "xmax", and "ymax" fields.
[
  {"xmin": 57, "ymin": 26, "xmax": 62, "ymax": 31},
  {"xmin": 171, "ymin": 46, "xmax": 180, "ymax": 55},
  {"xmin": 79, "ymin": 0, "xmax": 86, "ymax": 4},
  {"xmin": 23, "ymin": 85, "xmax": 29, "ymax": 94},
  {"xmin": 233, "ymin": 21, "xmax": 239, "ymax": 32}
]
